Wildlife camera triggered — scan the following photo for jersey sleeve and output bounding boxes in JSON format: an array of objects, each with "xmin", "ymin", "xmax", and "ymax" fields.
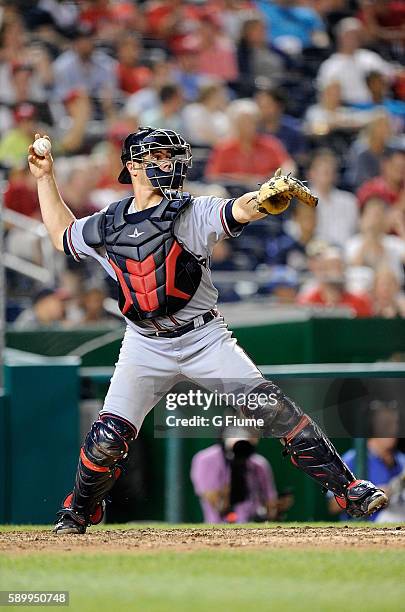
[
  {"xmin": 63, "ymin": 216, "xmax": 101, "ymax": 262},
  {"xmin": 176, "ymin": 195, "xmax": 247, "ymax": 258}
]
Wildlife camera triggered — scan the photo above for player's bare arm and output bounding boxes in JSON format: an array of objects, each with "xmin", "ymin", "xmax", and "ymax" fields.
[{"xmin": 28, "ymin": 133, "xmax": 75, "ymax": 251}]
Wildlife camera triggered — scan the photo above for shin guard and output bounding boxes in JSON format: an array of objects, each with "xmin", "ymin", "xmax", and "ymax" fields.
[
  {"xmin": 283, "ymin": 414, "xmax": 355, "ymax": 497},
  {"xmin": 66, "ymin": 414, "xmax": 136, "ymax": 523}
]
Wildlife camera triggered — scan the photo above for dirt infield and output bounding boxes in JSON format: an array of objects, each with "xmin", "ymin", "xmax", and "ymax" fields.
[{"xmin": 1, "ymin": 526, "xmax": 405, "ymax": 554}]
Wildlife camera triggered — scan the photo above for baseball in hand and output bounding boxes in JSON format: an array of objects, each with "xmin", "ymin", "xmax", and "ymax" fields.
[{"xmin": 33, "ymin": 137, "xmax": 51, "ymax": 157}]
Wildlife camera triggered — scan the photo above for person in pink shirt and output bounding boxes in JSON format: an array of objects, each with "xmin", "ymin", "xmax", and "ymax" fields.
[
  {"xmin": 190, "ymin": 427, "xmax": 278, "ymax": 523},
  {"xmin": 194, "ymin": 14, "xmax": 238, "ymax": 82}
]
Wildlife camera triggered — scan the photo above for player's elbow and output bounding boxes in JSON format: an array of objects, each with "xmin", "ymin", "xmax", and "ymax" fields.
[{"xmin": 50, "ymin": 231, "xmax": 65, "ymax": 252}]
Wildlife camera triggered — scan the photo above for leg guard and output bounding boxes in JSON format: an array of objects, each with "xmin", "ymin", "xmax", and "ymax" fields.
[
  {"xmin": 241, "ymin": 382, "xmax": 305, "ymax": 438},
  {"xmin": 283, "ymin": 414, "xmax": 355, "ymax": 498},
  {"xmin": 61, "ymin": 413, "xmax": 136, "ymax": 524},
  {"xmin": 242, "ymin": 382, "xmax": 355, "ymax": 498}
]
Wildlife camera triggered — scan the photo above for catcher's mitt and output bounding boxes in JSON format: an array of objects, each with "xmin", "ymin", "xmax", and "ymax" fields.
[{"xmin": 256, "ymin": 168, "xmax": 318, "ymax": 215}]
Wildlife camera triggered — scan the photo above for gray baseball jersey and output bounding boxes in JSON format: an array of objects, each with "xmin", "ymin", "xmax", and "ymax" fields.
[
  {"xmin": 64, "ymin": 194, "xmax": 266, "ymax": 432},
  {"xmin": 65, "ymin": 195, "xmax": 243, "ymax": 335}
]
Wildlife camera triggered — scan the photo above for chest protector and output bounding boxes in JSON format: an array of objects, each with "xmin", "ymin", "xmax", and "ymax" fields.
[{"xmin": 82, "ymin": 195, "xmax": 203, "ymax": 322}]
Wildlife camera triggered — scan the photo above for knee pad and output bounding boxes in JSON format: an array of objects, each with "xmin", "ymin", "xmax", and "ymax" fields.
[
  {"xmin": 84, "ymin": 413, "xmax": 137, "ymax": 468},
  {"xmin": 241, "ymin": 382, "xmax": 303, "ymax": 438}
]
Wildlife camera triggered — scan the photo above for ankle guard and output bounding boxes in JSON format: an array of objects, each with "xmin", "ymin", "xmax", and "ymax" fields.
[
  {"xmin": 69, "ymin": 413, "xmax": 136, "ymax": 520},
  {"xmin": 283, "ymin": 415, "xmax": 355, "ymax": 497}
]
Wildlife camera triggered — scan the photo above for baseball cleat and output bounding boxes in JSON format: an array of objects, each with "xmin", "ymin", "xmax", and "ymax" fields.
[
  {"xmin": 335, "ymin": 479, "xmax": 388, "ymax": 518},
  {"xmin": 53, "ymin": 509, "xmax": 87, "ymax": 534},
  {"xmin": 53, "ymin": 493, "xmax": 105, "ymax": 534}
]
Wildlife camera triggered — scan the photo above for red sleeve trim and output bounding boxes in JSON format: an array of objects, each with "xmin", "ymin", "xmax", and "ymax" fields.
[
  {"xmin": 219, "ymin": 202, "xmax": 233, "ymax": 238},
  {"xmin": 67, "ymin": 221, "xmax": 82, "ymax": 262}
]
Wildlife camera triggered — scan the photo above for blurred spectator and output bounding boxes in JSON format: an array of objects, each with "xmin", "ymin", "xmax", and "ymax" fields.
[
  {"xmin": 329, "ymin": 437, "xmax": 405, "ymax": 522},
  {"xmin": 345, "ymin": 197, "xmax": 405, "ymax": 281},
  {"xmin": 237, "ymin": 16, "xmax": 285, "ymax": 91},
  {"xmin": 255, "ymin": 85, "xmax": 308, "ymax": 160},
  {"xmin": 372, "ymin": 265, "xmax": 405, "ymax": 318},
  {"xmin": 222, "ymin": 1, "xmax": 258, "ymax": 42},
  {"xmin": 172, "ymin": 37, "xmax": 210, "ymax": 102},
  {"xmin": 190, "ymin": 426, "xmax": 278, "ymax": 523},
  {"xmin": 125, "ymin": 55, "xmax": 173, "ymax": 118},
  {"xmin": 256, "ymin": 0, "xmax": 328, "ymax": 55},
  {"xmin": 259, "ymin": 265, "xmax": 299, "ymax": 303},
  {"xmin": 317, "ymin": 17, "xmax": 394, "ymax": 105},
  {"xmin": 116, "ymin": 33, "xmax": 152, "ymax": 96},
  {"xmin": 193, "ymin": 14, "xmax": 239, "ymax": 82},
  {"xmin": 308, "ymin": 149, "xmax": 358, "ymax": 247},
  {"xmin": 91, "ymin": 118, "xmax": 137, "ymax": 203},
  {"xmin": 358, "ymin": 0, "xmax": 405, "ymax": 61},
  {"xmin": 61, "ymin": 167, "xmax": 98, "ymax": 218},
  {"xmin": 4, "ymin": 168, "xmax": 39, "ymax": 218},
  {"xmin": 182, "ymin": 81, "xmax": 231, "ymax": 146},
  {"xmin": 0, "ymin": 103, "xmax": 36, "ymax": 167},
  {"xmin": 52, "ymin": 22, "xmax": 118, "ymax": 115},
  {"xmin": 345, "ymin": 112, "xmax": 392, "ymax": 190},
  {"xmin": 266, "ymin": 203, "xmax": 316, "ymax": 271},
  {"xmin": 305, "ymin": 81, "xmax": 372, "ymax": 137},
  {"xmin": 351, "ymin": 71, "xmax": 405, "ymax": 130},
  {"xmin": 77, "ymin": 282, "xmax": 112, "ymax": 325},
  {"xmin": 356, "ymin": 147, "xmax": 405, "ymax": 208},
  {"xmin": 205, "ymin": 99, "xmax": 294, "ymax": 188},
  {"xmin": 298, "ymin": 247, "xmax": 373, "ymax": 316},
  {"xmin": 211, "ymin": 240, "xmax": 238, "ymax": 272},
  {"xmin": 144, "ymin": 0, "xmax": 202, "ymax": 52},
  {"xmin": 140, "ymin": 83, "xmax": 184, "ymax": 132},
  {"xmin": 0, "ymin": 54, "xmax": 50, "ymax": 107},
  {"xmin": 14, "ymin": 288, "xmax": 67, "ymax": 329}
]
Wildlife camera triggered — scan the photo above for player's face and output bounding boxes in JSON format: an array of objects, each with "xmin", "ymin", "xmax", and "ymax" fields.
[{"xmin": 145, "ymin": 149, "xmax": 174, "ymax": 172}]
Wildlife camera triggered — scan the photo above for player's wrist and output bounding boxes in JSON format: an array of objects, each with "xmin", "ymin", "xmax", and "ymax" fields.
[{"xmin": 37, "ymin": 171, "xmax": 55, "ymax": 183}]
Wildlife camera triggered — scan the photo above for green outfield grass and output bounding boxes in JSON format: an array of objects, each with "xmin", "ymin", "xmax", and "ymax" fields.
[{"xmin": 1, "ymin": 524, "xmax": 404, "ymax": 612}]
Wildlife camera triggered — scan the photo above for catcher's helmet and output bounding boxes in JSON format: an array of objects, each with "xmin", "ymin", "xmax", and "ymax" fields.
[{"xmin": 118, "ymin": 126, "xmax": 192, "ymax": 198}]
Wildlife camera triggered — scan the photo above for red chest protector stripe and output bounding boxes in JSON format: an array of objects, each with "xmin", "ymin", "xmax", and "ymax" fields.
[
  {"xmin": 126, "ymin": 255, "xmax": 159, "ymax": 312},
  {"xmin": 166, "ymin": 242, "xmax": 191, "ymax": 300},
  {"xmin": 109, "ymin": 259, "xmax": 133, "ymax": 314}
]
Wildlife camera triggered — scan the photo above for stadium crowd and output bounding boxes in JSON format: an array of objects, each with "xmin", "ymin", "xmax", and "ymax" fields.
[{"xmin": 1, "ymin": 0, "xmax": 405, "ymax": 326}]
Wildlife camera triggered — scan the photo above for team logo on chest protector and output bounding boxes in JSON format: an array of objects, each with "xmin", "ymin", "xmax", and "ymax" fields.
[{"xmin": 83, "ymin": 195, "xmax": 203, "ymax": 322}]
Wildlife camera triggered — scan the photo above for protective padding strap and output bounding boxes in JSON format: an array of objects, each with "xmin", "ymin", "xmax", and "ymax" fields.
[{"xmin": 283, "ymin": 416, "xmax": 356, "ymax": 497}]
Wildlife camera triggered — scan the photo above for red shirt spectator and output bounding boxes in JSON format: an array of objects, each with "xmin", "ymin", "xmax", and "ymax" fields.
[
  {"xmin": 145, "ymin": 0, "xmax": 202, "ymax": 51},
  {"xmin": 356, "ymin": 149, "xmax": 405, "ymax": 208},
  {"xmin": 116, "ymin": 34, "xmax": 152, "ymax": 95},
  {"xmin": 206, "ymin": 134, "xmax": 290, "ymax": 180},
  {"xmin": 4, "ymin": 171, "xmax": 39, "ymax": 218},
  {"xmin": 299, "ymin": 288, "xmax": 373, "ymax": 317},
  {"xmin": 357, "ymin": 176, "xmax": 400, "ymax": 207}
]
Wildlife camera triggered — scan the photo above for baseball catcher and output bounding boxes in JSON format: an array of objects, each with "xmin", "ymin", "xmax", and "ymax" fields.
[{"xmin": 28, "ymin": 127, "xmax": 388, "ymax": 533}]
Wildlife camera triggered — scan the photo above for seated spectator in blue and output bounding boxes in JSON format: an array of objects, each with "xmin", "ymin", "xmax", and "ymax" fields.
[
  {"xmin": 265, "ymin": 202, "xmax": 316, "ymax": 272},
  {"xmin": 255, "ymin": 0, "xmax": 328, "ymax": 55},
  {"xmin": 349, "ymin": 71, "xmax": 405, "ymax": 132},
  {"xmin": 258, "ymin": 265, "xmax": 299, "ymax": 303},
  {"xmin": 172, "ymin": 37, "xmax": 211, "ymax": 103},
  {"xmin": 329, "ymin": 436, "xmax": 405, "ymax": 522},
  {"xmin": 191, "ymin": 426, "xmax": 278, "ymax": 523},
  {"xmin": 52, "ymin": 23, "xmax": 118, "ymax": 118},
  {"xmin": 345, "ymin": 112, "xmax": 392, "ymax": 190},
  {"xmin": 255, "ymin": 85, "xmax": 308, "ymax": 161}
]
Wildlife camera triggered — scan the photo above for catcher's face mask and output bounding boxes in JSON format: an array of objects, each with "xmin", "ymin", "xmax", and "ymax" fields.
[{"xmin": 118, "ymin": 127, "xmax": 192, "ymax": 199}]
